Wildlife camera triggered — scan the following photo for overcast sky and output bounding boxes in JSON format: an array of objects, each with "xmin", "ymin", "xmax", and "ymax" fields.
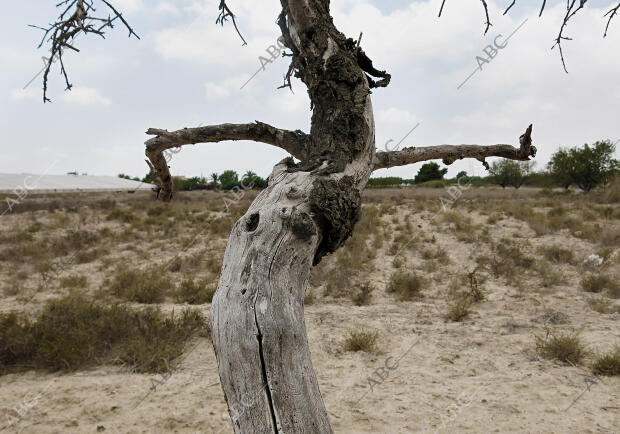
[{"xmin": 1, "ymin": 0, "xmax": 619, "ymax": 180}]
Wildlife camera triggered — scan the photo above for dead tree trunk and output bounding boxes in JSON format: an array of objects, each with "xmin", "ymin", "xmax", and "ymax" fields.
[{"xmin": 144, "ymin": 2, "xmax": 535, "ymax": 432}]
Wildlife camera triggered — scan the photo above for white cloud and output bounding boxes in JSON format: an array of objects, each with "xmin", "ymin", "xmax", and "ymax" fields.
[
  {"xmin": 376, "ymin": 107, "xmax": 418, "ymax": 124},
  {"xmin": 155, "ymin": 2, "xmax": 181, "ymax": 16},
  {"xmin": 154, "ymin": 0, "xmax": 283, "ymax": 67},
  {"xmin": 112, "ymin": 0, "xmax": 144, "ymax": 14},
  {"xmin": 61, "ymin": 87, "xmax": 111, "ymax": 107},
  {"xmin": 10, "ymin": 87, "xmax": 39, "ymax": 101},
  {"xmin": 205, "ymin": 82, "xmax": 230, "ymax": 99}
]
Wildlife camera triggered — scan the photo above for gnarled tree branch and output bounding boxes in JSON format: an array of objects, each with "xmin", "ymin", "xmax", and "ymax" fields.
[
  {"xmin": 144, "ymin": 122, "xmax": 310, "ymax": 201},
  {"xmin": 216, "ymin": 0, "xmax": 247, "ymax": 46},
  {"xmin": 32, "ymin": 0, "xmax": 139, "ymax": 102},
  {"xmin": 373, "ymin": 124, "xmax": 536, "ymax": 171},
  {"xmin": 604, "ymin": 2, "xmax": 620, "ymax": 37}
]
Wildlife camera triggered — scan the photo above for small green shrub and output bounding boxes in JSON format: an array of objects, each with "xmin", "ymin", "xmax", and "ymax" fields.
[
  {"xmin": 351, "ymin": 282, "xmax": 374, "ymax": 306},
  {"xmin": 106, "ymin": 209, "xmax": 139, "ymax": 223},
  {"xmin": 174, "ymin": 278, "xmax": 216, "ymax": 304},
  {"xmin": 580, "ymin": 274, "xmax": 619, "ymax": 296},
  {"xmin": 107, "ymin": 265, "xmax": 173, "ymax": 303},
  {"xmin": 386, "ymin": 271, "xmax": 425, "ymax": 301},
  {"xmin": 60, "ymin": 274, "xmax": 88, "ymax": 289},
  {"xmin": 539, "ymin": 245, "xmax": 574, "ymax": 264},
  {"xmin": 343, "ymin": 330, "xmax": 378, "ymax": 352},
  {"xmin": 444, "ymin": 297, "xmax": 472, "ymax": 322},
  {"xmin": 477, "ymin": 239, "xmax": 534, "ymax": 279},
  {"xmin": 587, "ymin": 297, "xmax": 620, "ymax": 314},
  {"xmin": 535, "ymin": 330, "xmax": 586, "ymax": 365},
  {"xmin": 591, "ymin": 347, "xmax": 620, "ymax": 376},
  {"xmin": 486, "ymin": 214, "xmax": 502, "ymax": 224}
]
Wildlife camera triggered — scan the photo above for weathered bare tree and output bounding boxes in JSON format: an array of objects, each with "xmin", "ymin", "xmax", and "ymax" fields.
[{"xmin": 35, "ymin": 0, "xmax": 618, "ymax": 432}]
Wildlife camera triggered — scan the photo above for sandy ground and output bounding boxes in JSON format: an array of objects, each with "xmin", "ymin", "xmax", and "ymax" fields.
[{"xmin": 0, "ymin": 189, "xmax": 618, "ymax": 433}]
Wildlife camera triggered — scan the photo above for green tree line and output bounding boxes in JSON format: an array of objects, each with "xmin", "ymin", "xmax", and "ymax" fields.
[{"xmin": 120, "ymin": 140, "xmax": 618, "ymax": 192}]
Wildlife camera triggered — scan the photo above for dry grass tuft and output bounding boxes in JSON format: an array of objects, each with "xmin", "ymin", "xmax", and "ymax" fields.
[
  {"xmin": 174, "ymin": 278, "xmax": 216, "ymax": 304},
  {"xmin": 386, "ymin": 271, "xmax": 425, "ymax": 301},
  {"xmin": 444, "ymin": 297, "xmax": 472, "ymax": 322},
  {"xmin": 539, "ymin": 245, "xmax": 574, "ymax": 264},
  {"xmin": 343, "ymin": 330, "xmax": 378, "ymax": 352},
  {"xmin": 106, "ymin": 265, "xmax": 173, "ymax": 304},
  {"xmin": 587, "ymin": 297, "xmax": 620, "ymax": 314},
  {"xmin": 591, "ymin": 346, "xmax": 620, "ymax": 376},
  {"xmin": 351, "ymin": 282, "xmax": 375, "ymax": 306},
  {"xmin": 580, "ymin": 274, "xmax": 619, "ymax": 297},
  {"xmin": 535, "ymin": 330, "xmax": 586, "ymax": 365}
]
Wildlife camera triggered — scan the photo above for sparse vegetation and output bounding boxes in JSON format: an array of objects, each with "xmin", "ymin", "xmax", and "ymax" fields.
[
  {"xmin": 444, "ymin": 296, "xmax": 472, "ymax": 322},
  {"xmin": 1, "ymin": 186, "xmax": 619, "ymax": 431},
  {"xmin": 60, "ymin": 274, "xmax": 88, "ymax": 289},
  {"xmin": 174, "ymin": 278, "xmax": 216, "ymax": 304},
  {"xmin": 106, "ymin": 265, "xmax": 173, "ymax": 303},
  {"xmin": 535, "ymin": 330, "xmax": 586, "ymax": 365},
  {"xmin": 0, "ymin": 294, "xmax": 207, "ymax": 374},
  {"xmin": 587, "ymin": 297, "xmax": 620, "ymax": 314},
  {"xmin": 386, "ymin": 271, "xmax": 425, "ymax": 301},
  {"xmin": 351, "ymin": 282, "xmax": 374, "ymax": 306},
  {"xmin": 539, "ymin": 245, "xmax": 574, "ymax": 264},
  {"xmin": 343, "ymin": 330, "xmax": 378, "ymax": 352},
  {"xmin": 591, "ymin": 346, "xmax": 620, "ymax": 376},
  {"xmin": 580, "ymin": 274, "xmax": 619, "ymax": 297}
]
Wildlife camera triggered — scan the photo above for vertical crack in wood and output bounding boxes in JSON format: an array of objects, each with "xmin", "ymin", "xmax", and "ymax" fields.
[{"xmin": 254, "ymin": 307, "xmax": 279, "ymax": 433}]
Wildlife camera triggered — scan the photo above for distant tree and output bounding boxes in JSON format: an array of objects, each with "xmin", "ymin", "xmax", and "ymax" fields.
[
  {"xmin": 219, "ymin": 170, "xmax": 239, "ymax": 190},
  {"xmin": 141, "ymin": 172, "xmax": 153, "ymax": 184},
  {"xmin": 117, "ymin": 173, "xmax": 131, "ymax": 179},
  {"xmin": 547, "ymin": 149, "xmax": 573, "ymax": 189},
  {"xmin": 182, "ymin": 176, "xmax": 209, "ymax": 191},
  {"xmin": 549, "ymin": 141, "xmax": 619, "ymax": 191},
  {"xmin": 241, "ymin": 171, "xmax": 267, "ymax": 189},
  {"xmin": 414, "ymin": 162, "xmax": 448, "ymax": 184},
  {"xmin": 67, "ymin": 171, "xmax": 78, "ymax": 176},
  {"xmin": 489, "ymin": 160, "xmax": 533, "ymax": 189},
  {"xmin": 367, "ymin": 177, "xmax": 403, "ymax": 187},
  {"xmin": 456, "ymin": 171, "xmax": 468, "ymax": 179}
]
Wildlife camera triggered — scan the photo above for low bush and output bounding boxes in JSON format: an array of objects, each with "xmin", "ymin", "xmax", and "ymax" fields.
[
  {"xmin": 106, "ymin": 265, "xmax": 173, "ymax": 303},
  {"xmin": 174, "ymin": 278, "xmax": 216, "ymax": 304},
  {"xmin": 343, "ymin": 330, "xmax": 378, "ymax": 352},
  {"xmin": 591, "ymin": 347, "xmax": 620, "ymax": 376},
  {"xmin": 539, "ymin": 245, "xmax": 574, "ymax": 264},
  {"xmin": 535, "ymin": 330, "xmax": 586, "ymax": 365},
  {"xmin": 351, "ymin": 282, "xmax": 374, "ymax": 306},
  {"xmin": 386, "ymin": 271, "xmax": 425, "ymax": 301},
  {"xmin": 0, "ymin": 294, "xmax": 207, "ymax": 374},
  {"xmin": 581, "ymin": 274, "xmax": 619, "ymax": 297}
]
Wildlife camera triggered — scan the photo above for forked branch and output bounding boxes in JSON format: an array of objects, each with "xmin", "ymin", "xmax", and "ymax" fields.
[
  {"xmin": 31, "ymin": 0, "xmax": 139, "ymax": 102},
  {"xmin": 145, "ymin": 122, "xmax": 310, "ymax": 201},
  {"xmin": 605, "ymin": 2, "xmax": 620, "ymax": 37},
  {"xmin": 216, "ymin": 0, "xmax": 247, "ymax": 45},
  {"xmin": 373, "ymin": 124, "xmax": 536, "ymax": 171}
]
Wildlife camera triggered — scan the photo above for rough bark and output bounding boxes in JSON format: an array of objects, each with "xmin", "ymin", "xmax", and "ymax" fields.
[
  {"xmin": 373, "ymin": 124, "xmax": 536, "ymax": 170},
  {"xmin": 145, "ymin": 122, "xmax": 310, "ymax": 201},
  {"xmin": 208, "ymin": 2, "xmax": 379, "ymax": 430}
]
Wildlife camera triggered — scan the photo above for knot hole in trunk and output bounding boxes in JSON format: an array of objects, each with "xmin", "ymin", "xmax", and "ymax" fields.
[{"xmin": 246, "ymin": 213, "xmax": 260, "ymax": 232}]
